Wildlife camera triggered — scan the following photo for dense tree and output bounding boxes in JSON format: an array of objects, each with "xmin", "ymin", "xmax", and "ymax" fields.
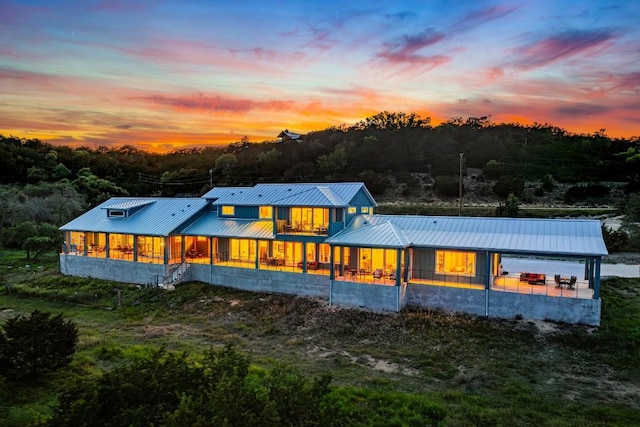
[
  {"xmin": 493, "ymin": 175, "xmax": 525, "ymax": 198},
  {"xmin": 0, "ymin": 310, "xmax": 78, "ymax": 380},
  {"xmin": 49, "ymin": 344, "xmax": 334, "ymax": 427},
  {"xmin": 73, "ymin": 167, "xmax": 128, "ymax": 206}
]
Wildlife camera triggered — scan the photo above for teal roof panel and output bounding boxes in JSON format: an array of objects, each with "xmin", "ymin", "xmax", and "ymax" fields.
[
  {"xmin": 60, "ymin": 197, "xmax": 208, "ymax": 236},
  {"xmin": 328, "ymin": 214, "xmax": 608, "ymax": 256},
  {"xmin": 181, "ymin": 213, "xmax": 274, "ymax": 239}
]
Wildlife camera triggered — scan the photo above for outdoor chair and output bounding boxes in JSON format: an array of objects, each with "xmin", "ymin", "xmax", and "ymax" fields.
[
  {"xmin": 554, "ymin": 274, "xmax": 561, "ymax": 288},
  {"xmin": 568, "ymin": 276, "xmax": 577, "ymax": 290}
]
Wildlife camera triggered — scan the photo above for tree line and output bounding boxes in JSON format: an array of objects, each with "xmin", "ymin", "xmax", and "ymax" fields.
[{"xmin": 1, "ymin": 112, "xmax": 639, "ymax": 256}]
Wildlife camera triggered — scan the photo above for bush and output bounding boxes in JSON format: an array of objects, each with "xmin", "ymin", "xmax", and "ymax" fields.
[
  {"xmin": 433, "ymin": 175, "xmax": 462, "ymax": 197},
  {"xmin": 49, "ymin": 344, "xmax": 335, "ymax": 427},
  {"xmin": 0, "ymin": 310, "xmax": 78, "ymax": 380},
  {"xmin": 493, "ymin": 175, "xmax": 524, "ymax": 198}
]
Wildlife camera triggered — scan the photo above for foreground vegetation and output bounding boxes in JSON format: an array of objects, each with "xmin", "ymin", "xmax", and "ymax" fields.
[{"xmin": 0, "ymin": 251, "xmax": 639, "ymax": 426}]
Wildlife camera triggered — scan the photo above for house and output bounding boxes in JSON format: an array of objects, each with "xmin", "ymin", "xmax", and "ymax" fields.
[
  {"xmin": 277, "ymin": 129, "xmax": 302, "ymax": 142},
  {"xmin": 59, "ymin": 182, "xmax": 607, "ymax": 325}
]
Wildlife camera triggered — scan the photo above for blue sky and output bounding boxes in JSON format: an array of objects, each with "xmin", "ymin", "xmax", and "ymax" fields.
[{"xmin": 1, "ymin": 0, "xmax": 638, "ymax": 151}]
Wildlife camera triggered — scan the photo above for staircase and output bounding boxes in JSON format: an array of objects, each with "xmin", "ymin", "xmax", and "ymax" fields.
[{"xmin": 148, "ymin": 262, "xmax": 191, "ymax": 290}]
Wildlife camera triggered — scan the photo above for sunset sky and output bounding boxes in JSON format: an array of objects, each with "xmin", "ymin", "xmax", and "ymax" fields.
[{"xmin": 1, "ymin": 0, "xmax": 639, "ymax": 152}]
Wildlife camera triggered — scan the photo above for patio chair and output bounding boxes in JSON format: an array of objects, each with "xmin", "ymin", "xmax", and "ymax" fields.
[
  {"xmin": 554, "ymin": 274, "xmax": 561, "ymax": 288},
  {"xmin": 373, "ymin": 269, "xmax": 382, "ymax": 280},
  {"xmin": 568, "ymin": 276, "xmax": 577, "ymax": 290}
]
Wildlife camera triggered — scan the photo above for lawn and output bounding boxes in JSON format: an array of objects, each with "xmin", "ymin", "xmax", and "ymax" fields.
[{"xmin": 0, "ymin": 250, "xmax": 639, "ymax": 426}]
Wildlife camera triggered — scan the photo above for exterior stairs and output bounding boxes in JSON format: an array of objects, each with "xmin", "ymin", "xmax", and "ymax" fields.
[{"xmin": 148, "ymin": 262, "xmax": 191, "ymax": 290}]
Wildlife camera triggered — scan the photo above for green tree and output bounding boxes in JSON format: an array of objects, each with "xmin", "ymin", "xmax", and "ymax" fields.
[
  {"xmin": 316, "ymin": 144, "xmax": 347, "ymax": 177},
  {"xmin": 49, "ymin": 344, "xmax": 334, "ymax": 427},
  {"xmin": 0, "ymin": 310, "xmax": 78, "ymax": 381},
  {"xmin": 496, "ymin": 193, "xmax": 520, "ymax": 217},
  {"xmin": 541, "ymin": 174, "xmax": 555, "ymax": 192},
  {"xmin": 433, "ymin": 175, "xmax": 461, "ymax": 197},
  {"xmin": 74, "ymin": 167, "xmax": 128, "ymax": 206},
  {"xmin": 623, "ymin": 193, "xmax": 640, "ymax": 222},
  {"xmin": 22, "ymin": 235, "xmax": 57, "ymax": 260},
  {"xmin": 215, "ymin": 153, "xmax": 239, "ymax": 177},
  {"xmin": 493, "ymin": 175, "xmax": 525, "ymax": 198}
]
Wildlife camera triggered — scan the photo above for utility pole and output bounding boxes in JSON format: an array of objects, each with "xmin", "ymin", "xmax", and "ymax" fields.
[{"xmin": 458, "ymin": 152, "xmax": 464, "ymax": 216}]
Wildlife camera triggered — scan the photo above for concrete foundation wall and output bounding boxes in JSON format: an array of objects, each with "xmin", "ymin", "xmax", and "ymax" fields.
[
  {"xmin": 331, "ymin": 281, "xmax": 404, "ymax": 312},
  {"xmin": 59, "ymin": 254, "xmax": 165, "ymax": 285},
  {"xmin": 407, "ymin": 284, "xmax": 487, "ymax": 316},
  {"xmin": 407, "ymin": 283, "xmax": 601, "ymax": 326},
  {"xmin": 488, "ymin": 291, "xmax": 601, "ymax": 326},
  {"xmin": 189, "ymin": 264, "xmax": 329, "ymax": 298},
  {"xmin": 59, "ymin": 255, "xmax": 601, "ymax": 325}
]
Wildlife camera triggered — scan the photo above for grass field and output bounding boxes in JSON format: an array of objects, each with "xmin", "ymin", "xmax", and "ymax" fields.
[{"xmin": 1, "ymin": 250, "xmax": 639, "ymax": 426}]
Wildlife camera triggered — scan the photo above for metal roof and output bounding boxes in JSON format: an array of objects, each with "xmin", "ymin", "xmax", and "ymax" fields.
[
  {"xmin": 327, "ymin": 214, "xmax": 608, "ymax": 256},
  {"xmin": 101, "ymin": 199, "xmax": 155, "ymax": 210},
  {"xmin": 201, "ymin": 186, "xmax": 251, "ymax": 200},
  {"xmin": 181, "ymin": 213, "xmax": 274, "ymax": 239},
  {"xmin": 60, "ymin": 197, "xmax": 209, "ymax": 236},
  {"xmin": 203, "ymin": 182, "xmax": 375, "ymax": 207},
  {"xmin": 326, "ymin": 217, "xmax": 409, "ymax": 248}
]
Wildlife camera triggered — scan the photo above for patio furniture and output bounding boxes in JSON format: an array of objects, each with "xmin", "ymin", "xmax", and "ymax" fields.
[
  {"xmin": 520, "ymin": 272, "xmax": 546, "ymax": 285},
  {"xmin": 554, "ymin": 274, "xmax": 562, "ymax": 288},
  {"xmin": 373, "ymin": 269, "xmax": 382, "ymax": 279},
  {"xmin": 568, "ymin": 275, "xmax": 577, "ymax": 290}
]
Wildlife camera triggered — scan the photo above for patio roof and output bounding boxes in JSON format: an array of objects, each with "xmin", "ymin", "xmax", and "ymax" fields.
[
  {"xmin": 328, "ymin": 214, "xmax": 608, "ymax": 256},
  {"xmin": 181, "ymin": 213, "xmax": 274, "ymax": 239}
]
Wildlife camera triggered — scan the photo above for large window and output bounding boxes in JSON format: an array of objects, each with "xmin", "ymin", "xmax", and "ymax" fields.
[
  {"xmin": 221, "ymin": 206, "xmax": 234, "ymax": 216},
  {"xmin": 137, "ymin": 236, "xmax": 165, "ymax": 264},
  {"xmin": 230, "ymin": 239, "xmax": 256, "ymax": 261},
  {"xmin": 259, "ymin": 206, "xmax": 272, "ymax": 219},
  {"xmin": 290, "ymin": 207, "xmax": 328, "ymax": 233},
  {"xmin": 436, "ymin": 251, "xmax": 476, "ymax": 276}
]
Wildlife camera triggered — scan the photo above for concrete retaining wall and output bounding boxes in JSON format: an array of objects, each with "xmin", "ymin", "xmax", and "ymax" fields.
[
  {"xmin": 59, "ymin": 254, "xmax": 164, "ymax": 285},
  {"xmin": 59, "ymin": 255, "xmax": 601, "ymax": 325},
  {"xmin": 407, "ymin": 284, "xmax": 487, "ymax": 316},
  {"xmin": 407, "ymin": 283, "xmax": 601, "ymax": 325},
  {"xmin": 189, "ymin": 264, "xmax": 329, "ymax": 298},
  {"xmin": 488, "ymin": 291, "xmax": 601, "ymax": 326},
  {"xmin": 331, "ymin": 281, "xmax": 404, "ymax": 312}
]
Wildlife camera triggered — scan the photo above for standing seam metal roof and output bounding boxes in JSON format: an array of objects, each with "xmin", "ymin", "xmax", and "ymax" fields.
[
  {"xmin": 59, "ymin": 197, "xmax": 209, "ymax": 236},
  {"xmin": 180, "ymin": 213, "xmax": 275, "ymax": 239},
  {"xmin": 327, "ymin": 214, "xmax": 608, "ymax": 256},
  {"xmin": 202, "ymin": 182, "xmax": 375, "ymax": 207}
]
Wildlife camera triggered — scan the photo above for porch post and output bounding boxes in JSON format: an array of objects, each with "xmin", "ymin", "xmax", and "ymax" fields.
[
  {"xmin": 254, "ymin": 239, "xmax": 259, "ymax": 269},
  {"xmin": 403, "ymin": 248, "xmax": 411, "ymax": 282},
  {"xmin": 301, "ymin": 242, "xmax": 307, "ymax": 272},
  {"xmin": 485, "ymin": 251, "xmax": 492, "ymax": 289},
  {"xmin": 593, "ymin": 258, "xmax": 601, "ymax": 299},
  {"xmin": 163, "ymin": 237, "xmax": 169, "ymax": 264},
  {"xmin": 105, "ymin": 233, "xmax": 110, "ymax": 258},
  {"xmin": 133, "ymin": 235, "xmax": 138, "ymax": 262},
  {"xmin": 329, "ymin": 245, "xmax": 335, "ymax": 280},
  {"xmin": 395, "ymin": 248, "xmax": 402, "ymax": 286}
]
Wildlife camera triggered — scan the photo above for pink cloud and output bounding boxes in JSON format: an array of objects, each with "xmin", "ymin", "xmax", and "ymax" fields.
[
  {"xmin": 512, "ymin": 30, "xmax": 616, "ymax": 70},
  {"xmin": 453, "ymin": 5, "xmax": 519, "ymax": 31},
  {"xmin": 140, "ymin": 93, "xmax": 295, "ymax": 114}
]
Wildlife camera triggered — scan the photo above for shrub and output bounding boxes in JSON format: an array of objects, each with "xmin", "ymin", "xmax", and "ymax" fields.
[
  {"xmin": 49, "ymin": 344, "xmax": 335, "ymax": 427},
  {"xmin": 493, "ymin": 175, "xmax": 524, "ymax": 198},
  {"xmin": 0, "ymin": 310, "xmax": 78, "ymax": 380}
]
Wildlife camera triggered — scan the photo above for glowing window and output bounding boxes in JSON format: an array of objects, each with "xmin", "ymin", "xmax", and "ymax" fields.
[
  {"xmin": 435, "ymin": 251, "xmax": 476, "ymax": 276},
  {"xmin": 348, "ymin": 207, "xmax": 356, "ymax": 214},
  {"xmin": 361, "ymin": 207, "xmax": 369, "ymax": 213},
  {"xmin": 259, "ymin": 206, "xmax": 272, "ymax": 219},
  {"xmin": 221, "ymin": 206, "xmax": 234, "ymax": 216}
]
